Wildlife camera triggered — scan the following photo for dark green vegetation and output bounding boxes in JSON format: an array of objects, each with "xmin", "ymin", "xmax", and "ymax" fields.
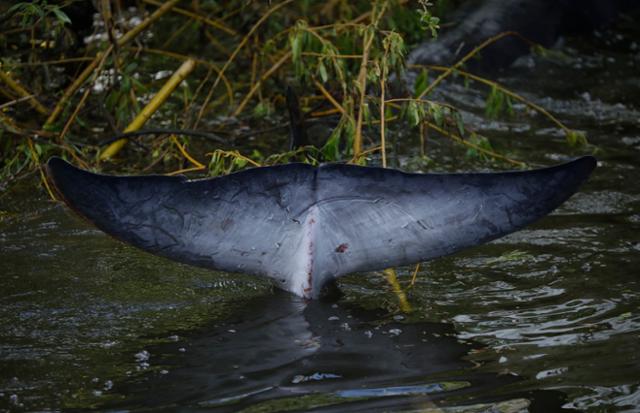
[{"xmin": 1, "ymin": 0, "xmax": 585, "ymax": 193}]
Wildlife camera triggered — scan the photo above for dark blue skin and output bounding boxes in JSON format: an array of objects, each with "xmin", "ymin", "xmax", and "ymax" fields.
[{"xmin": 46, "ymin": 156, "xmax": 596, "ymax": 298}]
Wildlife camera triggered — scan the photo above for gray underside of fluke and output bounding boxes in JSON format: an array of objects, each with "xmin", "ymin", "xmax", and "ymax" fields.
[{"xmin": 46, "ymin": 156, "xmax": 596, "ymax": 298}]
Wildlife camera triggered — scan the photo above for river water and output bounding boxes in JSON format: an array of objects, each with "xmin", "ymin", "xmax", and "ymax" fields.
[{"xmin": 1, "ymin": 22, "xmax": 639, "ymax": 413}]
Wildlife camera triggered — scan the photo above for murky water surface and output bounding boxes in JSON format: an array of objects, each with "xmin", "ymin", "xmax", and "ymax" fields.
[{"xmin": 2, "ymin": 23, "xmax": 640, "ymax": 413}]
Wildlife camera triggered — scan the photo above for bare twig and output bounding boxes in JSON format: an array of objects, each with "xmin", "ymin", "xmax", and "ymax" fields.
[
  {"xmin": 426, "ymin": 121, "xmax": 526, "ymax": 167},
  {"xmin": 195, "ymin": 0, "xmax": 295, "ymax": 126},
  {"xmin": 142, "ymin": 0, "xmax": 237, "ymax": 36},
  {"xmin": 354, "ymin": 1, "xmax": 388, "ymax": 158},
  {"xmin": 233, "ymin": 51, "xmax": 292, "ymax": 116},
  {"xmin": 383, "ymin": 268, "xmax": 412, "ymax": 313},
  {"xmin": 0, "ymin": 71, "xmax": 48, "ymax": 115},
  {"xmin": 0, "ymin": 94, "xmax": 36, "ymax": 110},
  {"xmin": 44, "ymin": 0, "xmax": 181, "ymax": 129},
  {"xmin": 415, "ymin": 64, "xmax": 572, "ymax": 134},
  {"xmin": 417, "ymin": 31, "xmax": 531, "ymax": 100},
  {"xmin": 100, "ymin": 59, "xmax": 197, "ymax": 160}
]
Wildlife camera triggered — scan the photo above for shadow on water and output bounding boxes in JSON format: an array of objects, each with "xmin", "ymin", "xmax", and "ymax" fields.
[{"xmin": 104, "ymin": 293, "xmax": 569, "ymax": 412}]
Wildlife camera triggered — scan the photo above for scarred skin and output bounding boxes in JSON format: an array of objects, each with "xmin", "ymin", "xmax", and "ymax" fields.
[{"xmin": 46, "ymin": 156, "xmax": 596, "ymax": 299}]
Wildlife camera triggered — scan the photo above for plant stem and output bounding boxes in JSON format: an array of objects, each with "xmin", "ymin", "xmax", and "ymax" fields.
[
  {"xmin": 44, "ymin": 0, "xmax": 181, "ymax": 129},
  {"xmin": 141, "ymin": 0, "xmax": 237, "ymax": 36},
  {"xmin": 0, "ymin": 70, "xmax": 48, "ymax": 115},
  {"xmin": 195, "ymin": 0, "xmax": 295, "ymax": 126},
  {"xmin": 100, "ymin": 59, "xmax": 196, "ymax": 160},
  {"xmin": 417, "ymin": 31, "xmax": 527, "ymax": 100},
  {"xmin": 233, "ymin": 51, "xmax": 292, "ymax": 116},
  {"xmin": 417, "ymin": 64, "xmax": 572, "ymax": 134}
]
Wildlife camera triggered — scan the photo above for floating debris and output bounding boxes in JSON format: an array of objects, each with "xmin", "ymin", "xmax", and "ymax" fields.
[
  {"xmin": 536, "ymin": 367, "xmax": 568, "ymax": 380},
  {"xmin": 134, "ymin": 350, "xmax": 150, "ymax": 362},
  {"xmin": 9, "ymin": 394, "xmax": 18, "ymax": 405},
  {"xmin": 291, "ymin": 372, "xmax": 342, "ymax": 384},
  {"xmin": 336, "ymin": 381, "xmax": 469, "ymax": 398}
]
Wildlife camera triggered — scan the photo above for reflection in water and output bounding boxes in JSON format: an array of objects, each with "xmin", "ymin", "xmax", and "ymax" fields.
[{"xmin": 106, "ymin": 294, "xmax": 535, "ymax": 412}]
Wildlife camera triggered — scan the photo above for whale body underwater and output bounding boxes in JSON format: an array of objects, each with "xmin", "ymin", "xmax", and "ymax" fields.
[{"xmin": 46, "ymin": 156, "xmax": 596, "ymax": 299}]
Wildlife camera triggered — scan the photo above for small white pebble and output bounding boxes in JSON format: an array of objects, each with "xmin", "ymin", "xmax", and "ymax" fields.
[
  {"xmin": 160, "ymin": 370, "xmax": 169, "ymax": 375},
  {"xmin": 364, "ymin": 330, "xmax": 373, "ymax": 338},
  {"xmin": 178, "ymin": 347, "xmax": 187, "ymax": 353},
  {"xmin": 499, "ymin": 356, "xmax": 508, "ymax": 363},
  {"xmin": 228, "ymin": 329, "xmax": 236, "ymax": 333},
  {"xmin": 328, "ymin": 316, "xmax": 339, "ymax": 321}
]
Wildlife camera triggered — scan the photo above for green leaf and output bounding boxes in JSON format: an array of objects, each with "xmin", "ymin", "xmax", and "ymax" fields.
[
  {"xmin": 429, "ymin": 102, "xmax": 443, "ymax": 127},
  {"xmin": 322, "ymin": 122, "xmax": 342, "ymax": 161},
  {"xmin": 317, "ymin": 60, "xmax": 328, "ymax": 83},
  {"xmin": 406, "ymin": 100, "xmax": 420, "ymax": 127},
  {"xmin": 453, "ymin": 111, "xmax": 465, "ymax": 136},
  {"xmin": 251, "ymin": 149, "xmax": 263, "ymax": 161},
  {"xmin": 253, "ymin": 101, "xmax": 271, "ymax": 118},
  {"xmin": 290, "ymin": 31, "xmax": 302, "ymax": 63},
  {"xmin": 343, "ymin": 118, "xmax": 355, "ymax": 155},
  {"xmin": 233, "ymin": 157, "xmax": 247, "ymax": 169},
  {"xmin": 565, "ymin": 130, "xmax": 587, "ymax": 146},
  {"xmin": 121, "ymin": 76, "xmax": 131, "ymax": 93},
  {"xmin": 51, "ymin": 7, "xmax": 71, "ymax": 25},
  {"xmin": 130, "ymin": 77, "xmax": 148, "ymax": 93},
  {"xmin": 465, "ymin": 133, "xmax": 494, "ymax": 161},
  {"xmin": 485, "ymin": 85, "xmax": 505, "ymax": 119},
  {"xmin": 125, "ymin": 62, "xmax": 138, "ymax": 74},
  {"xmin": 362, "ymin": 102, "xmax": 371, "ymax": 125},
  {"xmin": 414, "ymin": 68, "xmax": 429, "ymax": 97}
]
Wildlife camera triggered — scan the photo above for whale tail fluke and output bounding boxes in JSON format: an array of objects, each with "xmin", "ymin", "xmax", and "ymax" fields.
[{"xmin": 46, "ymin": 156, "xmax": 596, "ymax": 298}]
